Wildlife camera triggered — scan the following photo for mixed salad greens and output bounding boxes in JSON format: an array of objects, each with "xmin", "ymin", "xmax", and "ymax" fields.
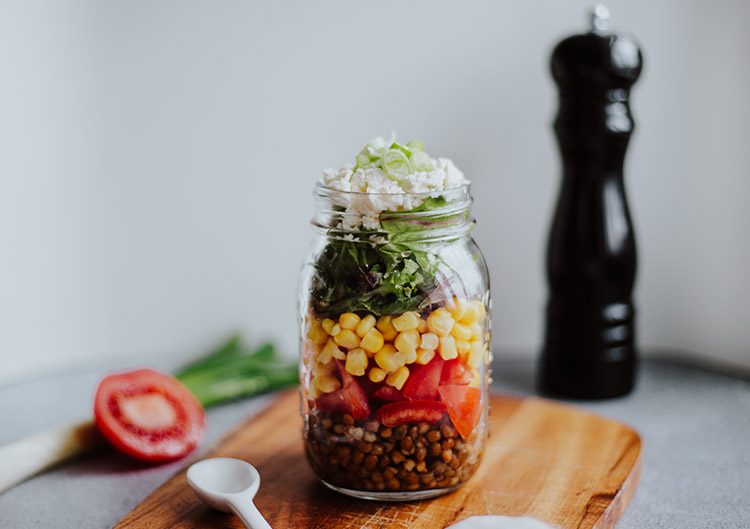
[{"xmin": 311, "ymin": 139, "xmax": 469, "ymax": 317}]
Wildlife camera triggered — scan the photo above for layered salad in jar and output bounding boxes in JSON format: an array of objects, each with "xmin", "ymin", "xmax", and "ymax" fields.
[{"xmin": 300, "ymin": 135, "xmax": 490, "ymax": 499}]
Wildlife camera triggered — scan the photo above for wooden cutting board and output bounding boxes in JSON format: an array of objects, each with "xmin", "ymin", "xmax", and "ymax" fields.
[{"xmin": 116, "ymin": 391, "xmax": 641, "ymax": 529}]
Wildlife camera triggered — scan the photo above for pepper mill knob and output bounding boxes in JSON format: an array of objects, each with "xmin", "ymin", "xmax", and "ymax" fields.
[
  {"xmin": 590, "ymin": 4, "xmax": 610, "ymax": 34},
  {"xmin": 551, "ymin": 6, "xmax": 642, "ymax": 102}
]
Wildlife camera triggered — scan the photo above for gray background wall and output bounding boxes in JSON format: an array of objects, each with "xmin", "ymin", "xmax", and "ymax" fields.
[{"xmin": 2, "ymin": 0, "xmax": 749, "ymax": 383}]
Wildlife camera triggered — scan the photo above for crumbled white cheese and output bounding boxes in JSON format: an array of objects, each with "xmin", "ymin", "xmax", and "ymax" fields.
[{"xmin": 320, "ymin": 148, "xmax": 468, "ymax": 230}]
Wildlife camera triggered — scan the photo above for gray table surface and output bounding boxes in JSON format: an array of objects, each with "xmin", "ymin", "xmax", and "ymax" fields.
[{"xmin": 0, "ymin": 356, "xmax": 748, "ymax": 529}]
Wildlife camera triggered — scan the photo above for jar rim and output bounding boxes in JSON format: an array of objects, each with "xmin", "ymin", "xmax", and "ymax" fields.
[
  {"xmin": 313, "ymin": 181, "xmax": 471, "ymax": 199},
  {"xmin": 312, "ymin": 182, "xmax": 474, "ymax": 242}
]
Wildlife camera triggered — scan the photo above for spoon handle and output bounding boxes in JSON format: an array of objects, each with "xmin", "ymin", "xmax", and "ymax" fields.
[{"xmin": 230, "ymin": 500, "xmax": 272, "ymax": 529}]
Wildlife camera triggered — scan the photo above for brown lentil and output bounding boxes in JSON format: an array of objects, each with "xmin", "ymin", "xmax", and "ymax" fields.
[
  {"xmin": 426, "ymin": 430, "xmax": 441, "ymax": 443},
  {"xmin": 304, "ymin": 410, "xmax": 484, "ymax": 493}
]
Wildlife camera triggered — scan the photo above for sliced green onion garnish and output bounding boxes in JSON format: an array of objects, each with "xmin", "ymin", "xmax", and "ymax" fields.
[
  {"xmin": 381, "ymin": 149, "xmax": 412, "ymax": 180},
  {"xmin": 351, "ymin": 136, "xmax": 432, "ymax": 178},
  {"xmin": 410, "ymin": 150, "xmax": 433, "ymax": 172},
  {"xmin": 406, "ymin": 139, "xmax": 425, "ymax": 152}
]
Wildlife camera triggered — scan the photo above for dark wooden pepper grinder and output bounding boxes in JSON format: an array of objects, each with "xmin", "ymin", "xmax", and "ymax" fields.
[{"xmin": 540, "ymin": 6, "xmax": 643, "ymax": 399}]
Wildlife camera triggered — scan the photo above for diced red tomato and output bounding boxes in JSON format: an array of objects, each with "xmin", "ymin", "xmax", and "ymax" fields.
[
  {"xmin": 337, "ymin": 360, "xmax": 370, "ymax": 419},
  {"xmin": 315, "ymin": 389, "xmax": 351, "ymax": 415},
  {"xmin": 440, "ymin": 359, "xmax": 472, "ymax": 386},
  {"xmin": 314, "ymin": 361, "xmax": 371, "ymax": 419},
  {"xmin": 93, "ymin": 368, "xmax": 205, "ymax": 462},
  {"xmin": 437, "ymin": 384, "xmax": 482, "ymax": 439},
  {"xmin": 372, "ymin": 385, "xmax": 404, "ymax": 402},
  {"xmin": 343, "ymin": 382, "xmax": 370, "ymax": 419},
  {"xmin": 402, "ymin": 357, "xmax": 444, "ymax": 400},
  {"xmin": 377, "ymin": 400, "xmax": 447, "ymax": 427},
  {"xmin": 357, "ymin": 373, "xmax": 380, "ymax": 394}
]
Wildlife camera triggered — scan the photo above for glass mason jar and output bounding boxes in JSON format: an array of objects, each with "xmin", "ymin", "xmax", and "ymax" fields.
[{"xmin": 298, "ymin": 183, "xmax": 491, "ymax": 501}]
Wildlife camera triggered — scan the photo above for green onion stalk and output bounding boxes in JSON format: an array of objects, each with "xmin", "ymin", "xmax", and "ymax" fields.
[{"xmin": 175, "ymin": 336, "xmax": 298, "ymax": 408}]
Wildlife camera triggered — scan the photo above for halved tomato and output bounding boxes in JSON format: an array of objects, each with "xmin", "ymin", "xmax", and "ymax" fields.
[
  {"xmin": 378, "ymin": 400, "xmax": 447, "ymax": 427},
  {"xmin": 315, "ymin": 361, "xmax": 371, "ymax": 419},
  {"xmin": 437, "ymin": 384, "xmax": 482, "ymax": 439},
  {"xmin": 93, "ymin": 368, "xmax": 205, "ymax": 462},
  {"xmin": 402, "ymin": 357, "xmax": 444, "ymax": 400},
  {"xmin": 440, "ymin": 358, "xmax": 472, "ymax": 386}
]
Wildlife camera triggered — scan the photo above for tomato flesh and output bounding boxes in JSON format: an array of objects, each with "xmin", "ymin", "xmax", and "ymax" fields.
[
  {"xmin": 315, "ymin": 361, "xmax": 371, "ymax": 419},
  {"xmin": 402, "ymin": 357, "xmax": 444, "ymax": 400},
  {"xmin": 94, "ymin": 368, "xmax": 205, "ymax": 462},
  {"xmin": 440, "ymin": 359, "xmax": 472, "ymax": 386},
  {"xmin": 437, "ymin": 384, "xmax": 482, "ymax": 439},
  {"xmin": 372, "ymin": 385, "xmax": 404, "ymax": 402},
  {"xmin": 315, "ymin": 389, "xmax": 351, "ymax": 414},
  {"xmin": 377, "ymin": 400, "xmax": 447, "ymax": 427}
]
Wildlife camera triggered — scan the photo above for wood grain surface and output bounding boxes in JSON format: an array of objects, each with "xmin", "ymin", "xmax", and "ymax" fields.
[{"xmin": 116, "ymin": 391, "xmax": 641, "ymax": 529}]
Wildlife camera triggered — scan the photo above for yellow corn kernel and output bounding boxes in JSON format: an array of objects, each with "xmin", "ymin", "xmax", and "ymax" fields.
[
  {"xmin": 394, "ymin": 329, "xmax": 420, "ymax": 357},
  {"xmin": 417, "ymin": 318, "xmax": 428, "ymax": 333},
  {"xmin": 374, "ymin": 343, "xmax": 404, "ymax": 372},
  {"xmin": 469, "ymin": 322, "xmax": 483, "ymax": 341},
  {"xmin": 420, "ymin": 332, "xmax": 439, "ymax": 351},
  {"xmin": 368, "ymin": 367, "xmax": 387, "ymax": 383},
  {"xmin": 446, "ymin": 297, "xmax": 467, "ymax": 321},
  {"xmin": 308, "ymin": 383, "xmax": 321, "ymax": 400},
  {"xmin": 376, "ymin": 315, "xmax": 395, "ymax": 333},
  {"xmin": 386, "ymin": 366, "xmax": 410, "ymax": 390},
  {"xmin": 360, "ymin": 327, "xmax": 385, "ymax": 354},
  {"xmin": 382, "ymin": 329, "xmax": 398, "ymax": 341},
  {"xmin": 416, "ymin": 348, "xmax": 436, "ymax": 365},
  {"xmin": 377, "ymin": 315, "xmax": 398, "ymax": 341},
  {"xmin": 459, "ymin": 300, "xmax": 485, "ymax": 324},
  {"xmin": 319, "ymin": 338, "xmax": 345, "ymax": 362},
  {"xmin": 313, "ymin": 358, "xmax": 336, "ymax": 376},
  {"xmin": 317, "ymin": 339, "xmax": 335, "ymax": 363},
  {"xmin": 339, "ymin": 312, "xmax": 361, "ymax": 330},
  {"xmin": 312, "ymin": 374, "xmax": 341, "ymax": 394},
  {"xmin": 451, "ymin": 322, "xmax": 473, "ymax": 341},
  {"xmin": 438, "ymin": 335, "xmax": 458, "ymax": 360},
  {"xmin": 345, "ymin": 348, "xmax": 368, "ymax": 376},
  {"xmin": 322, "ymin": 318, "xmax": 336, "ymax": 334},
  {"xmin": 334, "ymin": 329, "xmax": 360, "ymax": 349},
  {"xmin": 392, "ymin": 311, "xmax": 420, "ymax": 332},
  {"xmin": 427, "ymin": 308, "xmax": 454, "ymax": 336},
  {"xmin": 355, "ymin": 314, "xmax": 377, "ymax": 337},
  {"xmin": 403, "ymin": 348, "xmax": 417, "ymax": 364},
  {"xmin": 456, "ymin": 339, "xmax": 471, "ymax": 357},
  {"xmin": 468, "ymin": 341, "xmax": 483, "ymax": 368},
  {"xmin": 306, "ymin": 321, "xmax": 328, "ymax": 345}
]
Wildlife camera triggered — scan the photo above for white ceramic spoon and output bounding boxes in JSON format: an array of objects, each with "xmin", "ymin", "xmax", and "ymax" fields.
[{"xmin": 187, "ymin": 457, "xmax": 271, "ymax": 529}]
